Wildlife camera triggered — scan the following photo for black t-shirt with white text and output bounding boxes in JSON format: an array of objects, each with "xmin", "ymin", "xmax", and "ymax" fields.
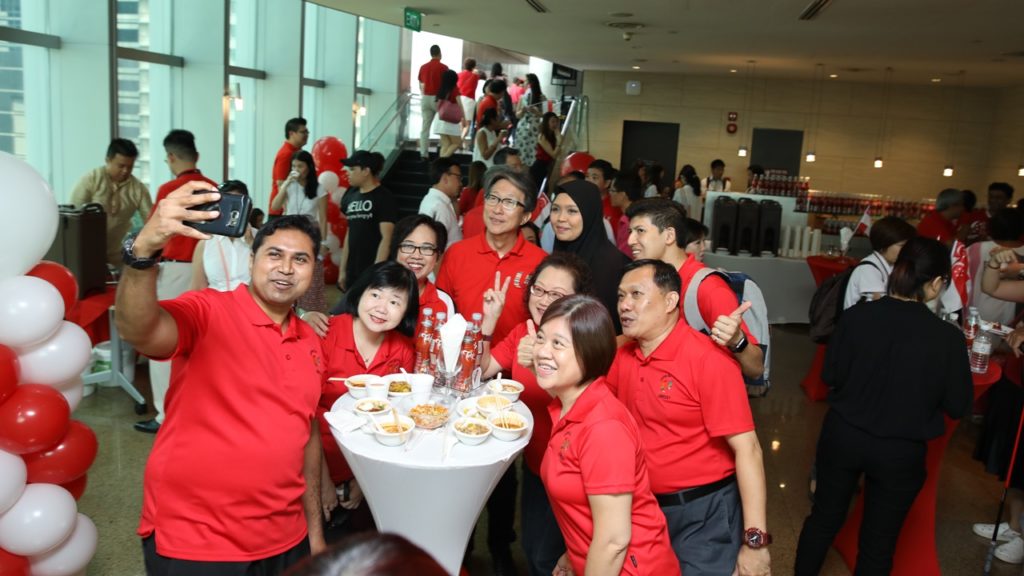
[{"xmin": 341, "ymin": 185, "xmax": 398, "ymax": 284}]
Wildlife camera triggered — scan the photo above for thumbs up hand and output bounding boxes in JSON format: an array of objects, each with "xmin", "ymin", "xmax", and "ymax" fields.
[
  {"xmin": 711, "ymin": 301, "xmax": 752, "ymax": 349},
  {"xmin": 517, "ymin": 320, "xmax": 537, "ymax": 369}
]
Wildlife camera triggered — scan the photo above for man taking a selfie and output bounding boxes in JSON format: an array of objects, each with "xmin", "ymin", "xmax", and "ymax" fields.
[{"xmin": 116, "ymin": 181, "xmax": 327, "ymax": 575}]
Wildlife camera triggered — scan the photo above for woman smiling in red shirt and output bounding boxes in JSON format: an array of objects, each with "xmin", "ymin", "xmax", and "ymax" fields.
[{"xmin": 534, "ymin": 295, "xmax": 678, "ymax": 576}]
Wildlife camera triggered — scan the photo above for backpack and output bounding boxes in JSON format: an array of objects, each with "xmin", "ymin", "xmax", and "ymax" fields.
[
  {"xmin": 683, "ymin": 268, "xmax": 772, "ymax": 397},
  {"xmin": 807, "ymin": 260, "xmax": 879, "ymax": 344}
]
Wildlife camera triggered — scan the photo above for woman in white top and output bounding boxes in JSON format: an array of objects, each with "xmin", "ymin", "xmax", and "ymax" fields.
[
  {"xmin": 472, "ymin": 107, "xmax": 505, "ymax": 167},
  {"xmin": 672, "ymin": 164, "xmax": 703, "ymax": 220},
  {"xmin": 967, "ymin": 208, "xmax": 1024, "ymax": 325},
  {"xmin": 842, "ymin": 217, "xmax": 917, "ymax": 310},
  {"xmin": 270, "ymin": 150, "xmax": 329, "ymax": 312},
  {"xmin": 190, "ymin": 180, "xmax": 254, "ymax": 292}
]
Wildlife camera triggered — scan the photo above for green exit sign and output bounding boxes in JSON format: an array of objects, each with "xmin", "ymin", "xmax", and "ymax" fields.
[{"xmin": 403, "ymin": 8, "xmax": 422, "ymax": 32}]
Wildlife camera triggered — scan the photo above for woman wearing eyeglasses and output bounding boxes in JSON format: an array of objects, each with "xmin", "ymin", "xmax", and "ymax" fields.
[
  {"xmin": 389, "ymin": 215, "xmax": 454, "ymax": 337},
  {"xmin": 475, "ymin": 252, "xmax": 594, "ymax": 576}
]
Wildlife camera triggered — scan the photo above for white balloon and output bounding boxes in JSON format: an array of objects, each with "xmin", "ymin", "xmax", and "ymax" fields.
[
  {"xmin": 0, "ymin": 276, "xmax": 64, "ymax": 349},
  {"xmin": 0, "ymin": 153, "xmax": 59, "ymax": 281},
  {"xmin": 59, "ymin": 379, "xmax": 85, "ymax": 412},
  {"xmin": 0, "ymin": 484, "xmax": 76, "ymax": 556},
  {"xmin": 330, "ymin": 250, "xmax": 342, "ymax": 267},
  {"xmin": 16, "ymin": 322, "xmax": 92, "ymax": 385},
  {"xmin": 0, "ymin": 449, "xmax": 26, "ymax": 515},
  {"xmin": 324, "ymin": 232, "xmax": 341, "ymax": 253},
  {"xmin": 318, "ymin": 170, "xmax": 340, "ymax": 194},
  {"xmin": 29, "ymin": 513, "xmax": 98, "ymax": 576}
]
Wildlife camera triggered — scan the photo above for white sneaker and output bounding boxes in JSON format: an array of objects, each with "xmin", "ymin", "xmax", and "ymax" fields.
[
  {"xmin": 974, "ymin": 521, "xmax": 1020, "ymax": 542},
  {"xmin": 995, "ymin": 536, "xmax": 1024, "ymax": 564}
]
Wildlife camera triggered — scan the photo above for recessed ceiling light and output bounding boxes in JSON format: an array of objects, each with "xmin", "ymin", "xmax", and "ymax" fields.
[
  {"xmin": 632, "ymin": 65, "xmax": 641, "ymax": 70},
  {"xmin": 829, "ymin": 73, "xmax": 838, "ymax": 78},
  {"xmin": 729, "ymin": 69, "xmax": 738, "ymax": 73},
  {"xmin": 931, "ymin": 78, "xmax": 942, "ymax": 83}
]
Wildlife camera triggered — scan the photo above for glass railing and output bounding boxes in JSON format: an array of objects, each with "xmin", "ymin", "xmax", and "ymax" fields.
[
  {"xmin": 538, "ymin": 94, "xmax": 589, "ymax": 196},
  {"xmin": 358, "ymin": 92, "xmax": 415, "ymax": 174}
]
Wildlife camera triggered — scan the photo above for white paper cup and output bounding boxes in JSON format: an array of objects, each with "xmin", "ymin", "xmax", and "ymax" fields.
[
  {"xmin": 366, "ymin": 379, "xmax": 388, "ymax": 399},
  {"xmin": 408, "ymin": 373, "xmax": 434, "ymax": 402}
]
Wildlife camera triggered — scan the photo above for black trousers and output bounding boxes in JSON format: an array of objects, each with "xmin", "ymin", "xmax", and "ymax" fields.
[
  {"xmin": 485, "ymin": 465, "xmax": 519, "ymax": 549},
  {"xmin": 795, "ymin": 410, "xmax": 926, "ymax": 576},
  {"xmin": 142, "ymin": 533, "xmax": 310, "ymax": 576}
]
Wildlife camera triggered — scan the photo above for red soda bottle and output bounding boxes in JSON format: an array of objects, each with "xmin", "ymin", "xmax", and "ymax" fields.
[
  {"xmin": 454, "ymin": 330, "xmax": 477, "ymax": 393},
  {"xmin": 430, "ymin": 312, "xmax": 447, "ymax": 384},
  {"xmin": 414, "ymin": 308, "xmax": 434, "ymax": 373}
]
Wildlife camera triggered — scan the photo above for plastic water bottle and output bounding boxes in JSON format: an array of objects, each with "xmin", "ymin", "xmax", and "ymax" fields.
[{"xmin": 970, "ymin": 332, "xmax": 993, "ymax": 374}]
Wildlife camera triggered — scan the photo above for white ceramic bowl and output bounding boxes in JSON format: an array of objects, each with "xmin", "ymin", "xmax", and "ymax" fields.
[
  {"xmin": 487, "ymin": 379, "xmax": 524, "ymax": 403},
  {"xmin": 488, "ymin": 411, "xmax": 528, "ymax": 442},
  {"xmin": 382, "ymin": 374, "xmax": 415, "ymax": 399},
  {"xmin": 353, "ymin": 397, "xmax": 392, "ymax": 418},
  {"xmin": 453, "ymin": 417, "xmax": 492, "ymax": 445},
  {"xmin": 372, "ymin": 415, "xmax": 416, "ymax": 447},
  {"xmin": 475, "ymin": 394, "xmax": 512, "ymax": 416},
  {"xmin": 456, "ymin": 397, "xmax": 484, "ymax": 420},
  {"xmin": 344, "ymin": 374, "xmax": 381, "ymax": 399}
]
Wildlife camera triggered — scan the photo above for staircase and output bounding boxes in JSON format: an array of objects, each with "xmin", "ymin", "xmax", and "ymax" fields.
[{"xmin": 383, "ymin": 149, "xmax": 473, "ymax": 219}]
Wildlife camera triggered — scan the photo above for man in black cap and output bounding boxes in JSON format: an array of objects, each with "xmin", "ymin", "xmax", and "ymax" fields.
[{"xmin": 338, "ymin": 151, "xmax": 397, "ymax": 291}]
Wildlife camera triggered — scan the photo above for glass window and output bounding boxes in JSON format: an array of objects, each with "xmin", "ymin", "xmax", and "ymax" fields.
[
  {"xmin": 229, "ymin": 0, "xmax": 259, "ymax": 68},
  {"xmin": 117, "ymin": 58, "xmax": 179, "ymax": 189},
  {"xmin": 227, "ymin": 74, "xmax": 257, "ymax": 187},
  {"xmin": 0, "ymin": 40, "xmax": 50, "ymax": 177},
  {"xmin": 0, "ymin": 0, "xmax": 47, "ymax": 33},
  {"xmin": 116, "ymin": 0, "xmax": 173, "ymax": 53}
]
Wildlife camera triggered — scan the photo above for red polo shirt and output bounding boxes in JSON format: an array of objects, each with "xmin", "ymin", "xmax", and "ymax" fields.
[
  {"xmin": 541, "ymin": 380, "xmax": 679, "ymax": 576},
  {"xmin": 491, "ymin": 321, "xmax": 549, "ymax": 473},
  {"xmin": 457, "ymin": 70, "xmax": 479, "ymax": 99},
  {"xmin": 607, "ymin": 316, "xmax": 753, "ymax": 492},
  {"xmin": 151, "ymin": 170, "xmax": 218, "ymax": 261},
  {"xmin": 318, "ymin": 314, "xmax": 414, "ymax": 483},
  {"xmin": 436, "ymin": 233, "xmax": 547, "ymax": 344},
  {"xmin": 677, "ymin": 254, "xmax": 758, "ymax": 345},
  {"xmin": 462, "ymin": 205, "xmax": 485, "ymax": 239},
  {"xmin": 139, "ymin": 286, "xmax": 324, "ymax": 561},
  {"xmin": 418, "ymin": 58, "xmax": 449, "ymax": 96},
  {"xmin": 476, "ymin": 94, "xmax": 498, "ymax": 125},
  {"xmin": 270, "ymin": 141, "xmax": 299, "ymax": 216},
  {"xmin": 458, "ymin": 186, "xmax": 481, "ymax": 216},
  {"xmin": 917, "ymin": 210, "xmax": 957, "ymax": 244},
  {"xmin": 416, "ymin": 281, "xmax": 454, "ymax": 340}
]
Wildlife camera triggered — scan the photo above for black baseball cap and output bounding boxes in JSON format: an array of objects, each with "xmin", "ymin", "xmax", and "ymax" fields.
[{"xmin": 342, "ymin": 150, "xmax": 383, "ymax": 173}]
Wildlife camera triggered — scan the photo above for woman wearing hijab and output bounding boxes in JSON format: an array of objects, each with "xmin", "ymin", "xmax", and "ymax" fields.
[{"xmin": 550, "ymin": 179, "xmax": 630, "ymax": 332}]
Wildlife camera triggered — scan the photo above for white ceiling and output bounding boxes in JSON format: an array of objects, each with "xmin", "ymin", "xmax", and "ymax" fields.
[{"xmin": 316, "ymin": 0, "xmax": 1024, "ymax": 87}]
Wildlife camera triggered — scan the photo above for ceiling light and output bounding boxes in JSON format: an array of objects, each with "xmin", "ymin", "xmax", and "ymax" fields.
[
  {"xmin": 806, "ymin": 152, "xmax": 816, "ymax": 162},
  {"xmin": 829, "ymin": 73, "xmax": 838, "ymax": 79},
  {"xmin": 931, "ymin": 78, "xmax": 942, "ymax": 83},
  {"xmin": 738, "ymin": 146, "xmax": 748, "ymax": 157},
  {"xmin": 1018, "ymin": 165, "xmax": 1024, "ymax": 177},
  {"xmin": 632, "ymin": 65, "xmax": 640, "ymax": 70},
  {"xmin": 874, "ymin": 157, "xmax": 884, "ymax": 168},
  {"xmin": 943, "ymin": 166, "xmax": 954, "ymax": 177},
  {"xmin": 730, "ymin": 69, "xmax": 737, "ymax": 73}
]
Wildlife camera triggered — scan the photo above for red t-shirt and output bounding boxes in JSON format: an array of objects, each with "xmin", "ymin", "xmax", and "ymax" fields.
[
  {"xmin": 461, "ymin": 204, "xmax": 486, "ymax": 240},
  {"xmin": 917, "ymin": 211, "xmax": 957, "ymax": 244},
  {"xmin": 270, "ymin": 141, "xmax": 299, "ymax": 216},
  {"xmin": 960, "ymin": 209, "xmax": 989, "ymax": 243},
  {"xmin": 151, "ymin": 170, "xmax": 218, "ymax": 261},
  {"xmin": 476, "ymin": 94, "xmax": 498, "ymax": 125},
  {"xmin": 139, "ymin": 286, "xmax": 324, "ymax": 561},
  {"xmin": 418, "ymin": 58, "xmax": 449, "ymax": 96},
  {"xmin": 318, "ymin": 314, "xmax": 414, "ymax": 484},
  {"xmin": 678, "ymin": 254, "xmax": 758, "ymax": 346},
  {"xmin": 606, "ymin": 317, "xmax": 754, "ymax": 492},
  {"xmin": 436, "ymin": 233, "xmax": 547, "ymax": 344},
  {"xmin": 458, "ymin": 187, "xmax": 481, "ymax": 215},
  {"xmin": 491, "ymin": 321, "xmax": 549, "ymax": 473},
  {"xmin": 542, "ymin": 380, "xmax": 680, "ymax": 576},
  {"xmin": 457, "ymin": 70, "xmax": 479, "ymax": 99}
]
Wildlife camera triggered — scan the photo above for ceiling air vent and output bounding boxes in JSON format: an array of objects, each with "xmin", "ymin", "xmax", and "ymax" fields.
[
  {"xmin": 798, "ymin": 0, "xmax": 834, "ymax": 20},
  {"xmin": 524, "ymin": 0, "xmax": 548, "ymax": 13}
]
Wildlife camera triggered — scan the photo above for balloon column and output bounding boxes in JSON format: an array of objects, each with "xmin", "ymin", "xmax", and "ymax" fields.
[
  {"xmin": 312, "ymin": 137, "xmax": 351, "ymax": 286},
  {"xmin": 0, "ymin": 153, "xmax": 100, "ymax": 575}
]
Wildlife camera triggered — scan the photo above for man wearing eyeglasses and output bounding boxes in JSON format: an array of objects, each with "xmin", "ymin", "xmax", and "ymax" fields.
[{"xmin": 418, "ymin": 157, "xmax": 463, "ymax": 248}]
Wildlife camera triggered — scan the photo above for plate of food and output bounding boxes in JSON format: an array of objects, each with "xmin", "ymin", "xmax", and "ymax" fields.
[
  {"xmin": 382, "ymin": 374, "xmax": 415, "ymax": 399},
  {"xmin": 980, "ymin": 320, "xmax": 1013, "ymax": 338},
  {"xmin": 401, "ymin": 395, "xmax": 453, "ymax": 430},
  {"xmin": 456, "ymin": 397, "xmax": 484, "ymax": 420},
  {"xmin": 353, "ymin": 397, "xmax": 392, "ymax": 418},
  {"xmin": 453, "ymin": 417, "xmax": 492, "ymax": 445}
]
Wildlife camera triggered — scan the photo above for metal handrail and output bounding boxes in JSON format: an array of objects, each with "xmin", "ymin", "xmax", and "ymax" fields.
[{"xmin": 538, "ymin": 94, "xmax": 588, "ymax": 196}]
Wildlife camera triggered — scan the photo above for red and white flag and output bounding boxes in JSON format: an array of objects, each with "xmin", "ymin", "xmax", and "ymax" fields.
[
  {"xmin": 854, "ymin": 207, "xmax": 872, "ymax": 236},
  {"xmin": 950, "ymin": 239, "xmax": 970, "ymax": 309}
]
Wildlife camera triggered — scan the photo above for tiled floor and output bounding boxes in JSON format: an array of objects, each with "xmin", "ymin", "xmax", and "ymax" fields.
[{"xmin": 76, "ymin": 324, "xmax": 1021, "ymax": 575}]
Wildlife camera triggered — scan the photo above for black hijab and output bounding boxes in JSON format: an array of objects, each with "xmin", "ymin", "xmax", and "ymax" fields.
[{"xmin": 552, "ymin": 180, "xmax": 629, "ymax": 332}]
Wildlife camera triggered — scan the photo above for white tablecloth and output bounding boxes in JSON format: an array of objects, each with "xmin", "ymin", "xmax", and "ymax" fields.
[
  {"xmin": 703, "ymin": 253, "xmax": 816, "ymax": 324},
  {"xmin": 327, "ymin": 394, "xmax": 532, "ymax": 575}
]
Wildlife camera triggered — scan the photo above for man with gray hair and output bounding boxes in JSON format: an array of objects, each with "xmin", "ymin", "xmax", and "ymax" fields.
[{"xmin": 917, "ymin": 188, "xmax": 964, "ymax": 248}]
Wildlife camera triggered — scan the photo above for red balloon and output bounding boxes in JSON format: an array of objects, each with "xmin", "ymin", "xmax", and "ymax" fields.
[
  {"xmin": 323, "ymin": 257, "xmax": 339, "ymax": 286},
  {"xmin": 0, "ymin": 345, "xmax": 16, "ymax": 406},
  {"xmin": 311, "ymin": 137, "xmax": 348, "ymax": 176},
  {"xmin": 23, "ymin": 420, "xmax": 98, "ymax": 485},
  {"xmin": 26, "ymin": 261, "xmax": 79, "ymax": 315},
  {"xmin": 560, "ymin": 152, "xmax": 596, "ymax": 177},
  {"xmin": 60, "ymin": 473, "xmax": 89, "ymax": 500},
  {"xmin": 0, "ymin": 548, "xmax": 28, "ymax": 575},
  {"xmin": 0, "ymin": 384, "xmax": 70, "ymax": 454}
]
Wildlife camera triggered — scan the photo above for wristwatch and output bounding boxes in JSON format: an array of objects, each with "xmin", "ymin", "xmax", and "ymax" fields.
[
  {"xmin": 743, "ymin": 527, "xmax": 772, "ymax": 549},
  {"xmin": 728, "ymin": 333, "xmax": 749, "ymax": 354},
  {"xmin": 121, "ymin": 233, "xmax": 163, "ymax": 270}
]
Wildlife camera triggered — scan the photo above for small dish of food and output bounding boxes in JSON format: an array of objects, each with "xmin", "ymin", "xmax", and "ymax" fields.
[
  {"xmin": 354, "ymin": 398, "xmax": 392, "ymax": 418},
  {"xmin": 404, "ymin": 398, "xmax": 452, "ymax": 430},
  {"xmin": 456, "ymin": 397, "xmax": 484, "ymax": 420},
  {"xmin": 453, "ymin": 417, "xmax": 492, "ymax": 445},
  {"xmin": 487, "ymin": 379, "xmax": 524, "ymax": 403},
  {"xmin": 341, "ymin": 374, "xmax": 381, "ymax": 399},
  {"xmin": 488, "ymin": 411, "xmax": 528, "ymax": 442},
  {"xmin": 475, "ymin": 394, "xmax": 512, "ymax": 416},
  {"xmin": 373, "ymin": 415, "xmax": 416, "ymax": 447}
]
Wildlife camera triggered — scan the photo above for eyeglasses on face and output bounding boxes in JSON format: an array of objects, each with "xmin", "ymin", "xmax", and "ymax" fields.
[
  {"xmin": 398, "ymin": 243, "xmax": 438, "ymax": 256},
  {"xmin": 484, "ymin": 193, "xmax": 525, "ymax": 211},
  {"xmin": 529, "ymin": 284, "xmax": 567, "ymax": 301}
]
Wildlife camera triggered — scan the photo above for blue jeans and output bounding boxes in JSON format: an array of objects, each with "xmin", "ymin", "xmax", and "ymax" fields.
[{"xmin": 520, "ymin": 463, "xmax": 565, "ymax": 576}]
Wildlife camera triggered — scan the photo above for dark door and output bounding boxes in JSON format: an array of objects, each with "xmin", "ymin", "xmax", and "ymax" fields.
[
  {"xmin": 750, "ymin": 128, "xmax": 804, "ymax": 177},
  {"xmin": 620, "ymin": 120, "xmax": 679, "ymax": 184}
]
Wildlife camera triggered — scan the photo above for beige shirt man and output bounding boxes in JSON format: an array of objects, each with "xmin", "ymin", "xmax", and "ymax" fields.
[{"xmin": 71, "ymin": 166, "xmax": 152, "ymax": 268}]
